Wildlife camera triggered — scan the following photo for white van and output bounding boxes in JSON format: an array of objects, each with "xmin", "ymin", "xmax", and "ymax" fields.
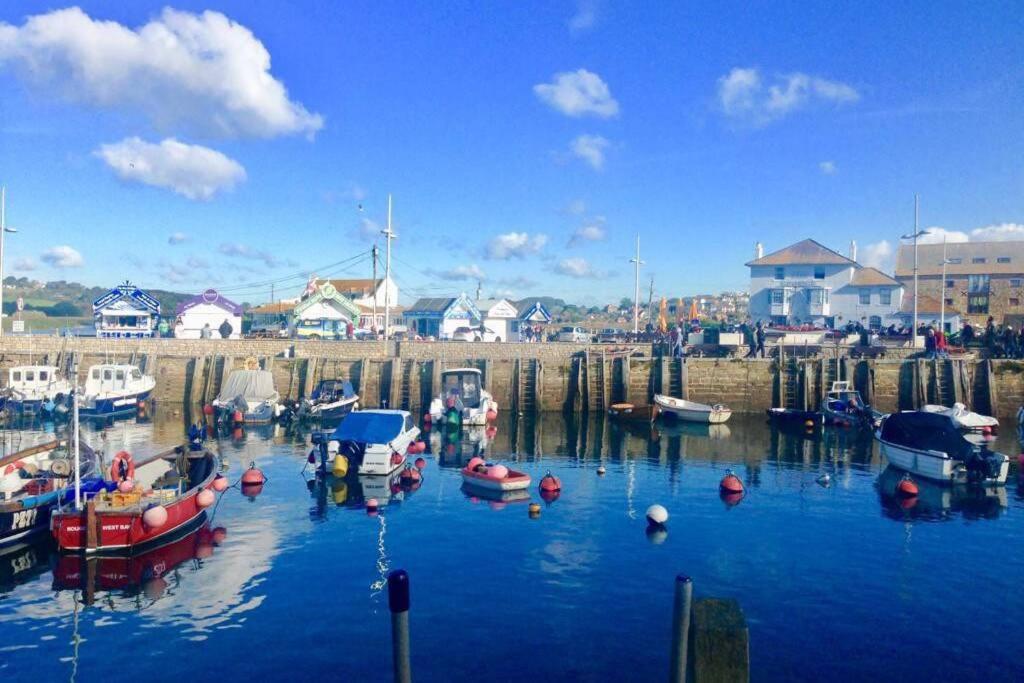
[{"xmin": 556, "ymin": 326, "xmax": 589, "ymax": 343}]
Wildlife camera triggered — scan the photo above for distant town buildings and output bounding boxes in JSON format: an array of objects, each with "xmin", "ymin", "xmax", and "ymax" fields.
[
  {"xmin": 747, "ymin": 239, "xmax": 904, "ymax": 329},
  {"xmin": 895, "ymin": 241, "xmax": 1024, "ymax": 326}
]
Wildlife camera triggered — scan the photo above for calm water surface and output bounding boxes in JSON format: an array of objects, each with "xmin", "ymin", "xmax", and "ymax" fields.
[{"xmin": 1, "ymin": 411, "xmax": 1022, "ymax": 682}]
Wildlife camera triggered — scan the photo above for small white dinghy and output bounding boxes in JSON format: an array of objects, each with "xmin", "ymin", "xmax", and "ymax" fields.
[
  {"xmin": 653, "ymin": 394, "xmax": 732, "ymax": 424},
  {"xmin": 921, "ymin": 403, "xmax": 998, "ymax": 433}
]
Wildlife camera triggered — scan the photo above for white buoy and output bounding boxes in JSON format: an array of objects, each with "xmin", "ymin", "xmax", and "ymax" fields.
[
  {"xmin": 646, "ymin": 504, "xmax": 669, "ymax": 526},
  {"xmin": 816, "ymin": 472, "xmax": 831, "ymax": 487},
  {"xmin": 597, "ymin": 465, "xmax": 607, "ymax": 475}
]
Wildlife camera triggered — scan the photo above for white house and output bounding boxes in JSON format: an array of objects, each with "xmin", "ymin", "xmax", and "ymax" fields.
[
  {"xmin": 747, "ymin": 239, "xmax": 905, "ymax": 330},
  {"xmin": 514, "ymin": 300, "xmax": 553, "ymax": 339},
  {"xmin": 326, "ymin": 277, "xmax": 398, "ymax": 309},
  {"xmin": 292, "ymin": 282, "xmax": 361, "ymax": 339},
  {"xmin": 475, "ymin": 298, "xmax": 518, "ymax": 341},
  {"xmin": 175, "ymin": 289, "xmax": 242, "ymax": 339},
  {"xmin": 92, "ymin": 281, "xmax": 160, "ymax": 339},
  {"xmin": 405, "ymin": 294, "xmax": 481, "ymax": 339}
]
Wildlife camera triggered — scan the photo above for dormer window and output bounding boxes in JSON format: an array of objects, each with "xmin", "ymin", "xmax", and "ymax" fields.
[
  {"xmin": 813, "ymin": 267, "xmax": 825, "ymax": 279},
  {"xmin": 774, "ymin": 267, "xmax": 784, "ymax": 280}
]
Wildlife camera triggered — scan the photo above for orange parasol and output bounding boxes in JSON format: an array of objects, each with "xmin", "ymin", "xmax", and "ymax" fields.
[
  {"xmin": 657, "ymin": 297, "xmax": 668, "ymax": 333},
  {"xmin": 688, "ymin": 298, "xmax": 699, "ymax": 322}
]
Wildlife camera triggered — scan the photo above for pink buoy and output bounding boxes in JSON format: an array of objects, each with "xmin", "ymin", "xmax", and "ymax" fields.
[
  {"xmin": 391, "ymin": 452, "xmax": 404, "ymax": 466},
  {"xmin": 485, "ymin": 426, "xmax": 497, "ymax": 439},
  {"xmin": 195, "ymin": 542, "xmax": 215, "ymax": 560},
  {"xmin": 212, "ymin": 473, "xmax": 229, "ymax": 492},
  {"xmin": 366, "ymin": 498, "xmax": 380, "ymax": 514},
  {"xmin": 488, "ymin": 464, "xmax": 509, "ymax": 479},
  {"xmin": 414, "ymin": 457, "xmax": 426, "ymax": 470},
  {"xmin": 212, "ymin": 527, "xmax": 228, "ymax": 544},
  {"xmin": 202, "ymin": 404, "xmax": 214, "ymax": 416},
  {"xmin": 719, "ymin": 471, "xmax": 744, "ymax": 494},
  {"xmin": 400, "ymin": 467, "xmax": 421, "ymax": 483},
  {"xmin": 486, "ymin": 410, "xmax": 498, "ymax": 422},
  {"xmin": 196, "ymin": 489, "xmax": 215, "ymax": 508},
  {"xmin": 142, "ymin": 505, "xmax": 168, "ymax": 529},
  {"xmin": 118, "ymin": 479, "xmax": 135, "ymax": 494},
  {"xmin": 466, "ymin": 456, "xmax": 485, "ymax": 471},
  {"xmin": 241, "ymin": 464, "xmax": 265, "ymax": 486}
]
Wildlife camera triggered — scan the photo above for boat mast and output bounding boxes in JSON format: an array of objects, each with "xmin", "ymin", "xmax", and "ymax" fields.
[
  {"xmin": 381, "ymin": 194, "xmax": 396, "ymax": 339},
  {"xmin": 73, "ymin": 360, "xmax": 81, "ymax": 509},
  {"xmin": 631, "ymin": 235, "xmax": 643, "ymax": 335}
]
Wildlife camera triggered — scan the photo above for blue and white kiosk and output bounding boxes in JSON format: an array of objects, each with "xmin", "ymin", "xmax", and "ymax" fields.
[{"xmin": 93, "ymin": 281, "xmax": 161, "ymax": 338}]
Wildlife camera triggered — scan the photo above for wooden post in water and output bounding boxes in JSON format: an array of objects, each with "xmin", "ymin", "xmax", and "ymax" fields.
[
  {"xmin": 692, "ymin": 598, "xmax": 749, "ymax": 683},
  {"xmin": 680, "ymin": 358, "xmax": 689, "ymax": 400},
  {"xmin": 85, "ymin": 499, "xmax": 97, "ymax": 551},
  {"xmin": 389, "ymin": 358, "xmax": 403, "ymax": 410},
  {"xmin": 387, "ymin": 569, "xmax": 412, "ymax": 683},
  {"xmin": 622, "ymin": 355, "xmax": 632, "ymax": 404},
  {"xmin": 986, "ymin": 359, "xmax": 998, "ymax": 417},
  {"xmin": 669, "ymin": 575, "xmax": 693, "ymax": 683},
  {"xmin": 535, "ymin": 359, "xmax": 544, "ymax": 412}
]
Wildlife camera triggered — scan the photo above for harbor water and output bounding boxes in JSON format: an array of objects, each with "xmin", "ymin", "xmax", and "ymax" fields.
[{"xmin": 1, "ymin": 411, "xmax": 1023, "ymax": 682}]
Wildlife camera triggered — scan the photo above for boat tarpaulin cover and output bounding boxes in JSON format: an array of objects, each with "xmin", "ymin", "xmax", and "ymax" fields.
[
  {"xmin": 332, "ymin": 412, "xmax": 403, "ymax": 444},
  {"xmin": 880, "ymin": 412, "xmax": 974, "ymax": 461},
  {"xmin": 217, "ymin": 370, "xmax": 277, "ymax": 402}
]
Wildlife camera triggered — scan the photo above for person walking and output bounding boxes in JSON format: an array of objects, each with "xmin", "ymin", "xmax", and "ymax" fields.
[
  {"xmin": 924, "ymin": 327, "xmax": 937, "ymax": 359},
  {"xmin": 218, "ymin": 318, "xmax": 233, "ymax": 340},
  {"xmin": 1004, "ymin": 325, "xmax": 1016, "ymax": 359},
  {"xmin": 754, "ymin": 321, "xmax": 766, "ymax": 358},
  {"xmin": 961, "ymin": 321, "xmax": 975, "ymax": 347},
  {"xmin": 157, "ymin": 317, "xmax": 170, "ymax": 338},
  {"xmin": 741, "ymin": 321, "xmax": 754, "ymax": 358},
  {"xmin": 201, "ymin": 322, "xmax": 212, "ymax": 339}
]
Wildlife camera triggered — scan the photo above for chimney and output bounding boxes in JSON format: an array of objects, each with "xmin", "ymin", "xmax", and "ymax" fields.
[
  {"xmin": 755, "ymin": 242, "xmax": 764, "ymax": 260},
  {"xmin": 850, "ymin": 240, "xmax": 858, "ymax": 263}
]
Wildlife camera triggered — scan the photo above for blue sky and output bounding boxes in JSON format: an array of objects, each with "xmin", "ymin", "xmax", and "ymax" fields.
[{"xmin": 1, "ymin": 1, "xmax": 1022, "ymax": 305}]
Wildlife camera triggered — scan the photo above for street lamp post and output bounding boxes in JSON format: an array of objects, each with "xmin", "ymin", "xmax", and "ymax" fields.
[
  {"xmin": 901, "ymin": 195, "xmax": 930, "ymax": 348},
  {"xmin": 0, "ymin": 187, "xmax": 19, "ymax": 339},
  {"xmin": 939, "ymin": 237, "xmax": 952, "ymax": 333}
]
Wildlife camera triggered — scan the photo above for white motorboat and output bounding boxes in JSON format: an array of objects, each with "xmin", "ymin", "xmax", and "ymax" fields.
[
  {"xmin": 328, "ymin": 410, "xmax": 420, "ymax": 476},
  {"xmin": 303, "ymin": 379, "xmax": 359, "ymax": 421},
  {"xmin": 213, "ymin": 369, "xmax": 281, "ymax": 424},
  {"xmin": 429, "ymin": 368, "xmax": 498, "ymax": 427},
  {"xmin": 1, "ymin": 365, "xmax": 73, "ymax": 417},
  {"xmin": 79, "ymin": 364, "xmax": 156, "ymax": 417},
  {"xmin": 921, "ymin": 403, "xmax": 998, "ymax": 432},
  {"xmin": 653, "ymin": 394, "xmax": 732, "ymax": 424},
  {"xmin": 875, "ymin": 411, "xmax": 1010, "ymax": 485}
]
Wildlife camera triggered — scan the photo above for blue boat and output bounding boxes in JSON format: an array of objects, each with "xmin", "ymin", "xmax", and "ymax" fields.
[
  {"xmin": 1, "ymin": 365, "xmax": 74, "ymax": 419},
  {"xmin": 0, "ymin": 438, "xmax": 102, "ymax": 546},
  {"xmin": 304, "ymin": 379, "xmax": 359, "ymax": 421},
  {"xmin": 79, "ymin": 364, "xmax": 156, "ymax": 417}
]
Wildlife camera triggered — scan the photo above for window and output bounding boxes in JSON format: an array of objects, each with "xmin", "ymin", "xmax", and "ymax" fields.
[
  {"xmin": 945, "ymin": 279, "xmax": 955, "ymax": 288},
  {"xmin": 1012, "ymin": 279, "xmax": 1022, "ymax": 287},
  {"xmin": 859, "ymin": 289, "xmax": 871, "ymax": 305},
  {"xmin": 945, "ymin": 298, "xmax": 954, "ymax": 306},
  {"xmin": 948, "ymin": 257, "xmax": 962, "ymax": 264},
  {"xmin": 972, "ymin": 257, "xmax": 987, "ymax": 264},
  {"xmin": 1011, "ymin": 298, "xmax": 1020, "ymax": 307},
  {"xmin": 813, "ymin": 266, "xmax": 825, "ymax": 280},
  {"xmin": 771, "ymin": 289, "xmax": 784, "ymax": 305},
  {"xmin": 968, "ymin": 275, "xmax": 990, "ymax": 293},
  {"xmin": 880, "ymin": 289, "xmax": 892, "ymax": 305},
  {"xmin": 103, "ymin": 370, "xmax": 112, "ymax": 380},
  {"xmin": 12, "ymin": 372, "xmax": 20, "ymax": 382},
  {"xmin": 40, "ymin": 371, "xmax": 48, "ymax": 381},
  {"xmin": 774, "ymin": 267, "xmax": 785, "ymax": 280},
  {"xmin": 968, "ymin": 295, "xmax": 989, "ymax": 315},
  {"xmin": 25, "ymin": 371, "xmax": 34, "ymax": 381},
  {"xmin": 115, "ymin": 370, "xmax": 125, "ymax": 381},
  {"xmin": 132, "ymin": 370, "xmax": 142, "ymax": 380},
  {"xmin": 998, "ymin": 257, "xmax": 1011, "ymax": 264},
  {"xmin": 808, "ymin": 289, "xmax": 824, "ymax": 305},
  {"xmin": 869, "ymin": 315, "xmax": 882, "ymax": 330},
  {"xmin": 91, "ymin": 369, "xmax": 100, "ymax": 379}
]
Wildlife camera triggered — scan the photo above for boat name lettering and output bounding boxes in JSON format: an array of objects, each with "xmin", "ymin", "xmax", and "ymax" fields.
[{"xmin": 10, "ymin": 508, "xmax": 38, "ymax": 531}]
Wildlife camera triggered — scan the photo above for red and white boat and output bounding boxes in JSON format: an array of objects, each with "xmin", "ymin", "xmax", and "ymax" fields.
[
  {"xmin": 460, "ymin": 457, "xmax": 531, "ymax": 491},
  {"xmin": 52, "ymin": 445, "xmax": 219, "ymax": 554}
]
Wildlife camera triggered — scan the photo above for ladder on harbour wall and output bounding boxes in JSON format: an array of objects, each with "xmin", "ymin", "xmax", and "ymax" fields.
[
  {"xmin": 514, "ymin": 358, "xmax": 540, "ymax": 415},
  {"xmin": 585, "ymin": 353, "xmax": 610, "ymax": 412}
]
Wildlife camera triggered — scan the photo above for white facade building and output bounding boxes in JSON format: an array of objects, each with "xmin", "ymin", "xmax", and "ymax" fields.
[
  {"xmin": 475, "ymin": 298, "xmax": 519, "ymax": 341},
  {"xmin": 747, "ymin": 239, "xmax": 905, "ymax": 330},
  {"xmin": 175, "ymin": 289, "xmax": 242, "ymax": 339}
]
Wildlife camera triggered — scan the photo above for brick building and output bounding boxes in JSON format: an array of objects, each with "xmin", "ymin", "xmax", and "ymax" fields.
[{"xmin": 895, "ymin": 241, "xmax": 1024, "ymax": 325}]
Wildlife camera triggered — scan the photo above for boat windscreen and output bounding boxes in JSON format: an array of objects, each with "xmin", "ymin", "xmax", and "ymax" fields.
[
  {"xmin": 332, "ymin": 412, "xmax": 403, "ymax": 444},
  {"xmin": 217, "ymin": 370, "xmax": 277, "ymax": 402},
  {"xmin": 880, "ymin": 412, "xmax": 975, "ymax": 460},
  {"xmin": 442, "ymin": 372, "xmax": 482, "ymax": 409}
]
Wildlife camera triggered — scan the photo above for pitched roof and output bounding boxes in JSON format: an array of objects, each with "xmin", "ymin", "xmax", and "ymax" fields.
[
  {"xmin": 850, "ymin": 267, "xmax": 902, "ymax": 287},
  {"xmin": 746, "ymin": 239, "xmax": 855, "ymax": 267},
  {"xmin": 325, "ymin": 278, "xmax": 381, "ymax": 296},
  {"xmin": 250, "ymin": 301, "xmax": 295, "ymax": 315},
  {"xmin": 406, "ymin": 297, "xmax": 455, "ymax": 313},
  {"xmin": 92, "ymin": 282, "xmax": 160, "ymax": 314},
  {"xmin": 895, "ymin": 241, "xmax": 1024, "ymax": 277},
  {"xmin": 294, "ymin": 283, "xmax": 361, "ymax": 319}
]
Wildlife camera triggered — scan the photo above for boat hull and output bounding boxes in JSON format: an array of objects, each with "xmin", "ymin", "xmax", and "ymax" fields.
[
  {"xmin": 309, "ymin": 397, "xmax": 358, "ymax": 421},
  {"xmin": 80, "ymin": 390, "xmax": 151, "ymax": 417},
  {"xmin": 460, "ymin": 467, "xmax": 531, "ymax": 491},
  {"xmin": 878, "ymin": 438, "xmax": 1009, "ymax": 485},
  {"xmin": 654, "ymin": 395, "xmax": 732, "ymax": 424},
  {"xmin": 0, "ymin": 503, "xmax": 55, "ymax": 546}
]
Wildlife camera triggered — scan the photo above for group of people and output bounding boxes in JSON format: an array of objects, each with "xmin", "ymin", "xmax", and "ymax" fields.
[
  {"xmin": 966, "ymin": 316, "xmax": 1024, "ymax": 358},
  {"xmin": 521, "ymin": 324, "xmax": 547, "ymax": 342},
  {"xmin": 151, "ymin": 316, "xmax": 236, "ymax": 339},
  {"xmin": 740, "ymin": 320, "xmax": 767, "ymax": 358}
]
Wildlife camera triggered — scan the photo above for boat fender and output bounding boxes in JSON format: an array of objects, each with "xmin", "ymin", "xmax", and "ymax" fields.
[
  {"xmin": 196, "ymin": 489, "xmax": 215, "ymax": 508},
  {"xmin": 391, "ymin": 452, "xmax": 404, "ymax": 466},
  {"xmin": 414, "ymin": 457, "xmax": 426, "ymax": 470},
  {"xmin": 466, "ymin": 457, "xmax": 485, "ymax": 471},
  {"xmin": 142, "ymin": 504, "xmax": 168, "ymax": 529},
  {"xmin": 488, "ymin": 464, "xmax": 509, "ymax": 479},
  {"xmin": 486, "ymin": 409, "xmax": 498, "ymax": 422},
  {"xmin": 110, "ymin": 450, "xmax": 135, "ymax": 483},
  {"xmin": 896, "ymin": 476, "xmax": 919, "ymax": 497},
  {"xmin": 117, "ymin": 479, "xmax": 135, "ymax": 493},
  {"xmin": 332, "ymin": 454, "xmax": 349, "ymax": 478},
  {"xmin": 366, "ymin": 498, "xmax": 380, "ymax": 514},
  {"xmin": 539, "ymin": 472, "xmax": 562, "ymax": 492},
  {"xmin": 212, "ymin": 473, "xmax": 229, "ymax": 492}
]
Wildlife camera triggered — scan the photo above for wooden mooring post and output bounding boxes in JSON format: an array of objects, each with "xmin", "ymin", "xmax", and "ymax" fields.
[{"xmin": 667, "ymin": 575, "xmax": 749, "ymax": 683}]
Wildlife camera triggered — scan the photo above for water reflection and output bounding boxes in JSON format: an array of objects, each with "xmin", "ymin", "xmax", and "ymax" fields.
[{"xmin": 876, "ymin": 466, "xmax": 1008, "ymax": 521}]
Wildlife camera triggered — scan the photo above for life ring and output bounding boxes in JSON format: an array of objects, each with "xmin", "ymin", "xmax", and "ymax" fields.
[{"xmin": 110, "ymin": 450, "xmax": 135, "ymax": 482}]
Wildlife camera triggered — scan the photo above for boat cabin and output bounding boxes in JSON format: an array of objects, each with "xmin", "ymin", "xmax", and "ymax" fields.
[
  {"xmin": 84, "ymin": 364, "xmax": 146, "ymax": 396},
  {"xmin": 92, "ymin": 281, "xmax": 161, "ymax": 339},
  {"xmin": 440, "ymin": 368, "xmax": 484, "ymax": 409},
  {"xmin": 312, "ymin": 379, "xmax": 357, "ymax": 403},
  {"xmin": 826, "ymin": 381, "xmax": 865, "ymax": 410},
  {"xmin": 6, "ymin": 365, "xmax": 64, "ymax": 393}
]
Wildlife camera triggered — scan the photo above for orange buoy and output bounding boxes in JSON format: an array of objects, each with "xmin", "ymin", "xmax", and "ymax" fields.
[
  {"xmin": 203, "ymin": 404, "xmax": 215, "ymax": 416},
  {"xmin": 486, "ymin": 409, "xmax": 498, "ymax": 422},
  {"xmin": 719, "ymin": 470, "xmax": 744, "ymax": 494},
  {"xmin": 539, "ymin": 489, "xmax": 560, "ymax": 504},
  {"xmin": 110, "ymin": 450, "xmax": 136, "ymax": 482},
  {"xmin": 539, "ymin": 472, "xmax": 562, "ymax": 493},
  {"xmin": 241, "ymin": 462, "xmax": 265, "ymax": 486},
  {"xmin": 414, "ymin": 457, "xmax": 426, "ymax": 470},
  {"xmin": 212, "ymin": 527, "xmax": 228, "ymax": 544},
  {"xmin": 896, "ymin": 476, "xmax": 919, "ymax": 497}
]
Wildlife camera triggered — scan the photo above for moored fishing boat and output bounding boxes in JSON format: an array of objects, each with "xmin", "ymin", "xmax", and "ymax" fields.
[
  {"xmin": 428, "ymin": 368, "xmax": 497, "ymax": 427},
  {"xmin": 653, "ymin": 394, "xmax": 732, "ymax": 424},
  {"xmin": 1, "ymin": 365, "xmax": 73, "ymax": 418},
  {"xmin": 1, "ymin": 439, "xmax": 100, "ymax": 546},
  {"xmin": 79, "ymin": 364, "xmax": 155, "ymax": 418},
  {"xmin": 821, "ymin": 381, "xmax": 881, "ymax": 428},
  {"xmin": 460, "ymin": 457, "xmax": 531, "ymax": 491},
  {"xmin": 302, "ymin": 379, "xmax": 359, "ymax": 421},
  {"xmin": 212, "ymin": 367, "xmax": 281, "ymax": 424},
  {"xmin": 52, "ymin": 445, "xmax": 218, "ymax": 554},
  {"xmin": 875, "ymin": 411, "xmax": 1010, "ymax": 485}
]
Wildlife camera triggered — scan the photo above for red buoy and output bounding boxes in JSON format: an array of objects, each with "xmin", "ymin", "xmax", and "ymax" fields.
[
  {"xmin": 539, "ymin": 472, "xmax": 562, "ymax": 493},
  {"xmin": 719, "ymin": 472, "xmax": 744, "ymax": 494},
  {"xmin": 400, "ymin": 466, "xmax": 421, "ymax": 483},
  {"xmin": 982, "ymin": 425, "xmax": 992, "ymax": 436},
  {"xmin": 203, "ymin": 404, "xmax": 215, "ymax": 416},
  {"xmin": 539, "ymin": 489, "xmax": 560, "ymax": 503},
  {"xmin": 485, "ymin": 426, "xmax": 498, "ymax": 439},
  {"xmin": 414, "ymin": 457, "xmax": 426, "ymax": 470},
  {"xmin": 366, "ymin": 498, "xmax": 380, "ymax": 514},
  {"xmin": 233, "ymin": 410, "xmax": 244, "ymax": 424},
  {"xmin": 896, "ymin": 476, "xmax": 919, "ymax": 497},
  {"xmin": 391, "ymin": 452, "xmax": 404, "ymax": 466},
  {"xmin": 241, "ymin": 463, "xmax": 265, "ymax": 486}
]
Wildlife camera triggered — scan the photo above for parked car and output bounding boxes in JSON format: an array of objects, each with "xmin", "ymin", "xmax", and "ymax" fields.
[
  {"xmin": 595, "ymin": 327, "xmax": 625, "ymax": 343},
  {"xmin": 557, "ymin": 326, "xmax": 590, "ymax": 343},
  {"xmin": 451, "ymin": 326, "xmax": 502, "ymax": 342}
]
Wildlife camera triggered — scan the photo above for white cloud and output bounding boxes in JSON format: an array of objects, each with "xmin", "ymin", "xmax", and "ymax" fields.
[
  {"xmin": 970, "ymin": 223, "xmax": 1024, "ymax": 242},
  {"xmin": 485, "ymin": 232, "xmax": 548, "ymax": 259},
  {"xmin": 0, "ymin": 7, "xmax": 323, "ymax": 138},
  {"xmin": 568, "ymin": 1, "xmax": 597, "ymax": 34},
  {"xmin": 430, "ymin": 264, "xmax": 486, "ymax": 281},
  {"xmin": 860, "ymin": 240, "xmax": 893, "ymax": 270},
  {"xmin": 95, "ymin": 137, "xmax": 246, "ymax": 200},
  {"xmin": 349, "ymin": 216, "xmax": 381, "ymax": 243},
  {"xmin": 498, "ymin": 275, "xmax": 537, "ymax": 289},
  {"xmin": 570, "ymin": 134, "xmax": 610, "ymax": 170},
  {"xmin": 218, "ymin": 242, "xmax": 282, "ymax": 267},
  {"xmin": 717, "ymin": 67, "xmax": 859, "ymax": 125},
  {"xmin": 40, "ymin": 245, "xmax": 83, "ymax": 268},
  {"xmin": 565, "ymin": 199, "xmax": 587, "ymax": 216},
  {"xmin": 819, "ymin": 160, "xmax": 837, "ymax": 175},
  {"xmin": 12, "ymin": 257, "xmax": 37, "ymax": 271},
  {"xmin": 534, "ymin": 69, "xmax": 619, "ymax": 118},
  {"xmin": 168, "ymin": 232, "xmax": 189, "ymax": 244},
  {"xmin": 568, "ymin": 222, "xmax": 607, "ymax": 246},
  {"xmin": 556, "ymin": 257, "xmax": 606, "ymax": 278},
  {"xmin": 917, "ymin": 227, "xmax": 969, "ymax": 245}
]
